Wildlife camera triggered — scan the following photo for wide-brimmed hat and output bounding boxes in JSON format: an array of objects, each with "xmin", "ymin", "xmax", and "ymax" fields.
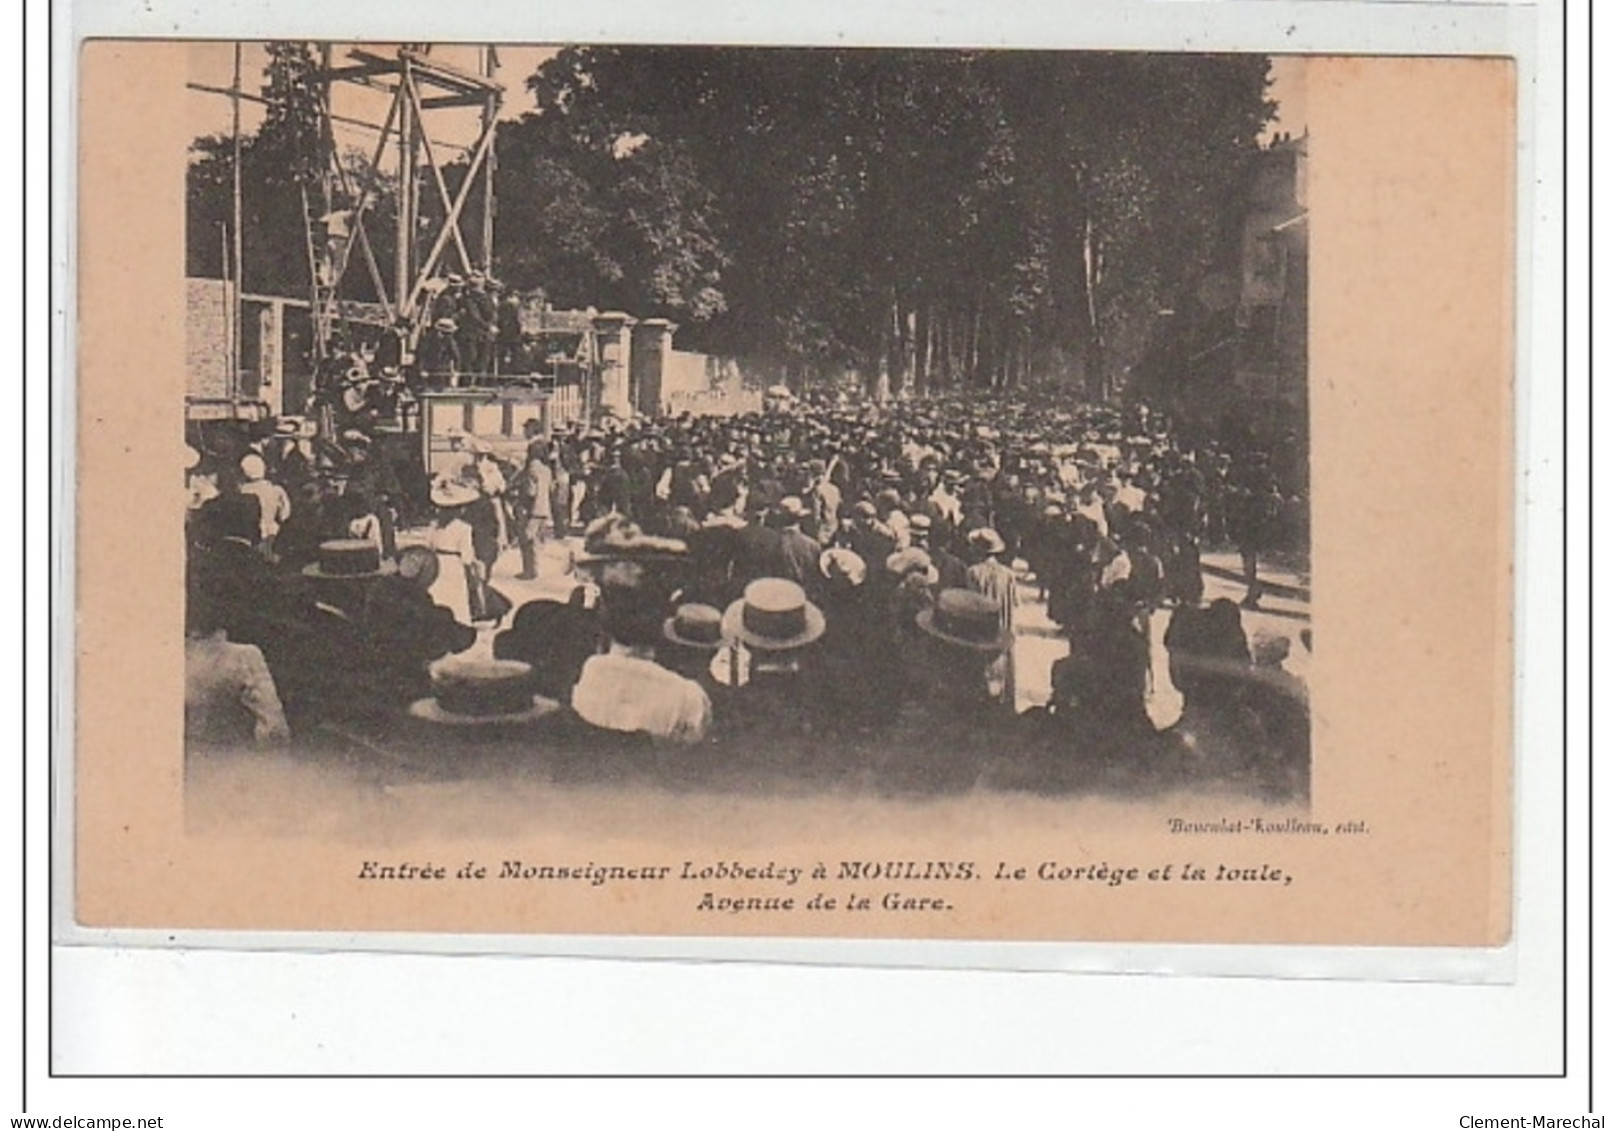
[
  {"xmin": 430, "ymin": 477, "xmax": 481, "ymax": 508},
  {"xmin": 818, "ymin": 548, "xmax": 867, "ymax": 587},
  {"xmin": 722, "ymin": 578, "xmax": 826, "ymax": 651},
  {"xmin": 663, "ymin": 603, "xmax": 725, "ymax": 651},
  {"xmin": 407, "ymin": 695, "xmax": 560, "ymax": 727},
  {"xmin": 434, "ymin": 317, "xmax": 458, "ymax": 332},
  {"xmin": 968, "ymin": 527, "xmax": 1007, "ymax": 556},
  {"xmin": 776, "ymin": 495, "xmax": 810, "ymax": 521},
  {"xmin": 916, "ymin": 588, "xmax": 1011, "ymax": 653},
  {"xmin": 885, "ymin": 547, "xmax": 939, "ymax": 586},
  {"xmin": 575, "ymin": 514, "xmax": 688, "ymax": 565},
  {"xmin": 395, "ymin": 544, "xmax": 440, "ymax": 588},
  {"xmin": 408, "ymin": 656, "xmax": 559, "ymax": 726},
  {"xmin": 273, "ymin": 416, "xmax": 317, "ymax": 439},
  {"xmin": 301, "ymin": 538, "xmax": 397, "ymax": 580}
]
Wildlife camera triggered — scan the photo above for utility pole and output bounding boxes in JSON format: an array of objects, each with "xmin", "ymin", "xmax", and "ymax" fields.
[{"xmin": 229, "ymin": 42, "xmax": 244, "ymax": 401}]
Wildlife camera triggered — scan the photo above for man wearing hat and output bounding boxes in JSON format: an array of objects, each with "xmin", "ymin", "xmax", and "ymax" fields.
[
  {"xmin": 846, "ymin": 500, "xmax": 897, "ymax": 574},
  {"xmin": 187, "ymin": 491, "xmax": 290, "ymax": 670},
  {"xmin": 512, "ymin": 424, "xmax": 556, "ymax": 581},
  {"xmin": 806, "ymin": 458, "xmax": 841, "ymax": 546},
  {"xmin": 895, "ymin": 588, "xmax": 1018, "ymax": 772},
  {"xmin": 713, "ymin": 579, "xmax": 827, "ymax": 754},
  {"xmin": 416, "ymin": 317, "xmax": 461, "ymax": 389},
  {"xmin": 729, "ymin": 494, "xmax": 784, "ymax": 596},
  {"xmin": 495, "ymin": 285, "xmax": 525, "ymax": 377},
  {"xmin": 772, "ymin": 497, "xmax": 822, "ymax": 586},
  {"xmin": 965, "ymin": 527, "xmax": 1019, "ymax": 709},
  {"xmin": 656, "ymin": 602, "xmax": 728, "ymax": 695},
  {"xmin": 458, "ymin": 271, "xmax": 497, "ymax": 379}
]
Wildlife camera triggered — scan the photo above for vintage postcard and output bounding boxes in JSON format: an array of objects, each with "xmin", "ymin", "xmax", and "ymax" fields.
[{"xmin": 68, "ymin": 42, "xmax": 1514, "ymax": 954}]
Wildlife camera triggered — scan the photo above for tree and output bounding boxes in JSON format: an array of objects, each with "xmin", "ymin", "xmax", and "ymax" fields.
[
  {"xmin": 504, "ymin": 47, "xmax": 1277, "ymax": 398},
  {"xmin": 187, "ymin": 42, "xmax": 401, "ymax": 305}
]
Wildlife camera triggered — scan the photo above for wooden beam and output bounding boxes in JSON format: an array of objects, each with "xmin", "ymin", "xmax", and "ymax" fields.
[
  {"xmin": 187, "ymin": 80, "xmax": 480, "ymax": 155},
  {"xmin": 405, "ymin": 76, "xmax": 475, "ymax": 275},
  {"xmin": 406, "ymin": 121, "xmax": 495, "ymax": 313},
  {"xmin": 421, "ymin": 94, "xmax": 487, "ymax": 109}
]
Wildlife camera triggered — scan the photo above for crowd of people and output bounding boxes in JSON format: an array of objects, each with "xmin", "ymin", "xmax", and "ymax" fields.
[
  {"xmin": 184, "ymin": 391, "xmax": 1310, "ymax": 799},
  {"xmin": 307, "ymin": 272, "xmax": 537, "ymax": 438}
]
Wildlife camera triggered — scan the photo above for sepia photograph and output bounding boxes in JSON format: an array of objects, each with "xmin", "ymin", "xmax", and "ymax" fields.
[
  {"xmin": 70, "ymin": 40, "xmax": 1513, "ymax": 950},
  {"xmin": 44, "ymin": 0, "xmax": 1578, "ymax": 1098},
  {"xmin": 180, "ymin": 44, "xmax": 1312, "ymax": 816}
]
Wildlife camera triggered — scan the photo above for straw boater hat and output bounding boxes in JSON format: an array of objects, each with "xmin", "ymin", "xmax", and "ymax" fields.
[
  {"xmin": 430, "ymin": 476, "xmax": 481, "ymax": 509},
  {"xmin": 968, "ymin": 527, "xmax": 1007, "ymax": 557},
  {"xmin": 916, "ymin": 589, "xmax": 1012, "ymax": 653},
  {"xmin": 885, "ymin": 547, "xmax": 939, "ymax": 586},
  {"xmin": 776, "ymin": 496, "xmax": 810, "ymax": 522},
  {"xmin": 302, "ymin": 538, "xmax": 398, "ymax": 580},
  {"xmin": 407, "ymin": 656, "xmax": 559, "ymax": 727},
  {"xmin": 663, "ymin": 603, "xmax": 725, "ymax": 651},
  {"xmin": 818, "ymin": 548, "xmax": 867, "ymax": 587},
  {"xmin": 574, "ymin": 514, "xmax": 689, "ymax": 566},
  {"xmin": 722, "ymin": 579, "xmax": 826, "ymax": 651}
]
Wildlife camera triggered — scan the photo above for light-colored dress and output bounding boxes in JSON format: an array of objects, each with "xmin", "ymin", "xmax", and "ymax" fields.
[{"xmin": 429, "ymin": 517, "xmax": 477, "ymax": 626}]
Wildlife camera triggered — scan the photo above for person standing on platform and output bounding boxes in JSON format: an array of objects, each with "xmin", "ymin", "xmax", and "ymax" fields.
[
  {"xmin": 458, "ymin": 272, "xmax": 498, "ymax": 380},
  {"xmin": 494, "ymin": 281, "xmax": 524, "ymax": 376},
  {"xmin": 417, "ymin": 318, "xmax": 461, "ymax": 389}
]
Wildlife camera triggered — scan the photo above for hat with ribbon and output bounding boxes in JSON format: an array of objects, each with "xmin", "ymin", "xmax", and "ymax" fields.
[
  {"xmin": 663, "ymin": 603, "xmax": 726, "ymax": 651},
  {"xmin": 721, "ymin": 578, "xmax": 826, "ymax": 652},
  {"xmin": 818, "ymin": 548, "xmax": 867, "ymax": 587},
  {"xmin": 916, "ymin": 588, "xmax": 1011, "ymax": 653}
]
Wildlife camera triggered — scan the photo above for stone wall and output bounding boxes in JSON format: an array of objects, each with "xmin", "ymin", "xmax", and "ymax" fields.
[{"xmin": 186, "ymin": 278, "xmax": 232, "ymax": 400}]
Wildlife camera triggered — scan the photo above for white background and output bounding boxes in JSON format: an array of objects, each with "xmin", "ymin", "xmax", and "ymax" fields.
[{"xmin": 21, "ymin": 0, "xmax": 1593, "ymax": 1124}]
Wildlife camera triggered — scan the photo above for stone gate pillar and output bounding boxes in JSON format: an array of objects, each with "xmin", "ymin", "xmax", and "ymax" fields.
[
  {"xmin": 592, "ymin": 311, "xmax": 636, "ymax": 420},
  {"xmin": 629, "ymin": 318, "xmax": 676, "ymax": 417}
]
